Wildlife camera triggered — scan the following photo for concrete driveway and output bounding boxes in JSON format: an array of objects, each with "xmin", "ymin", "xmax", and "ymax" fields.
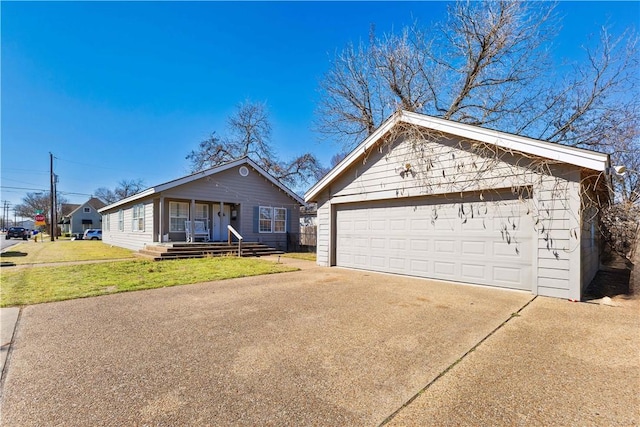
[{"xmin": 1, "ymin": 260, "xmax": 638, "ymax": 426}]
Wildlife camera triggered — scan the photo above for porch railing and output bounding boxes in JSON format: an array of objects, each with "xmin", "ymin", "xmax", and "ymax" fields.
[{"xmin": 227, "ymin": 225, "xmax": 243, "ymax": 257}]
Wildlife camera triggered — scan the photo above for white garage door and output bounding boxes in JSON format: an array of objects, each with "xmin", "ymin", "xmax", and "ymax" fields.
[{"xmin": 335, "ymin": 193, "xmax": 533, "ymax": 291}]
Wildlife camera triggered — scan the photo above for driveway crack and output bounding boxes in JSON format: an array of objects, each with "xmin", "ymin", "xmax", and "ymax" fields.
[{"xmin": 378, "ymin": 295, "xmax": 537, "ymax": 426}]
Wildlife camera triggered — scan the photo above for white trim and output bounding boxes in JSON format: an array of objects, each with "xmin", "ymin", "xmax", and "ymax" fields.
[
  {"xmin": 132, "ymin": 203, "xmax": 145, "ymax": 232},
  {"xmin": 305, "ymin": 111, "xmax": 610, "ymax": 202},
  {"xmin": 274, "ymin": 207, "xmax": 287, "ymax": 233},
  {"xmin": 169, "ymin": 201, "xmax": 189, "ymax": 232},
  {"xmin": 258, "ymin": 206, "xmax": 273, "ymax": 233},
  {"xmin": 258, "ymin": 206, "xmax": 287, "ymax": 233},
  {"xmin": 99, "ymin": 158, "xmax": 304, "ymax": 212},
  {"xmin": 117, "ymin": 209, "xmax": 124, "ymax": 232}
]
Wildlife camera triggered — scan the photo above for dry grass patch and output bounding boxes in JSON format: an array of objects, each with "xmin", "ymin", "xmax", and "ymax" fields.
[
  {"xmin": 0, "ymin": 240, "xmax": 135, "ymax": 265},
  {"xmin": 0, "ymin": 257, "xmax": 297, "ymax": 307},
  {"xmin": 282, "ymin": 252, "xmax": 316, "ymax": 261}
]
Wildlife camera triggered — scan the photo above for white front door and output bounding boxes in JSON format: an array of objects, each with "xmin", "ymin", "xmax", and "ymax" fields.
[{"xmin": 214, "ymin": 204, "xmax": 231, "ymax": 241}]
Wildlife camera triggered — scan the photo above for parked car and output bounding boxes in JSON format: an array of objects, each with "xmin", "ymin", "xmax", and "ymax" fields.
[
  {"xmin": 6, "ymin": 227, "xmax": 29, "ymax": 240},
  {"xmin": 83, "ymin": 229, "xmax": 102, "ymax": 240}
]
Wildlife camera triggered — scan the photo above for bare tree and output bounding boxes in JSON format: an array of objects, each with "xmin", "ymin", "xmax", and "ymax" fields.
[
  {"xmin": 316, "ymin": 1, "xmax": 638, "ymax": 161},
  {"xmin": 14, "ymin": 191, "xmax": 68, "ymax": 224},
  {"xmin": 94, "ymin": 179, "xmax": 145, "ymax": 204},
  {"xmin": 186, "ymin": 100, "xmax": 323, "ymax": 190}
]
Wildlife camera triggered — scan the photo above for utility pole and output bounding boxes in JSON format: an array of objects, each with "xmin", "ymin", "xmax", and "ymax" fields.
[
  {"xmin": 53, "ymin": 173, "xmax": 59, "ymax": 239},
  {"xmin": 50, "ymin": 152, "xmax": 55, "ymax": 241},
  {"xmin": 1, "ymin": 200, "xmax": 10, "ymax": 229}
]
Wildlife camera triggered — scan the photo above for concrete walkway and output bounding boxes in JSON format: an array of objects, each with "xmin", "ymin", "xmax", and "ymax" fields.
[
  {"xmin": 1, "ymin": 262, "xmax": 638, "ymax": 426},
  {"xmin": 0, "ymin": 307, "xmax": 19, "ymax": 378}
]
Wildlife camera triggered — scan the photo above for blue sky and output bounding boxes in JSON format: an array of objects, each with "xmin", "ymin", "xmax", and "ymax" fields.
[{"xmin": 2, "ymin": 1, "xmax": 639, "ymax": 216}]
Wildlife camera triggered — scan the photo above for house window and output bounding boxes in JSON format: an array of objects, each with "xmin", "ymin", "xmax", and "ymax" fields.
[
  {"xmin": 84, "ymin": 207, "xmax": 91, "ymax": 213},
  {"xmin": 170, "ymin": 202, "xmax": 189, "ymax": 232},
  {"xmin": 104, "ymin": 213, "xmax": 110, "ymax": 231},
  {"xmin": 259, "ymin": 206, "xmax": 286, "ymax": 233},
  {"xmin": 259, "ymin": 206, "xmax": 273, "ymax": 233},
  {"xmin": 118, "ymin": 210, "xmax": 124, "ymax": 231},
  {"xmin": 274, "ymin": 208, "xmax": 286, "ymax": 233},
  {"xmin": 132, "ymin": 204, "xmax": 145, "ymax": 232},
  {"xmin": 195, "ymin": 203, "xmax": 208, "ymax": 223}
]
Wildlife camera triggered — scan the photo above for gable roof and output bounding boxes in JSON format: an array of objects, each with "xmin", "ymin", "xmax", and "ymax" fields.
[
  {"xmin": 305, "ymin": 110, "xmax": 611, "ymax": 202},
  {"xmin": 99, "ymin": 157, "xmax": 305, "ymax": 212},
  {"xmin": 61, "ymin": 203, "xmax": 81, "ymax": 217},
  {"xmin": 63, "ymin": 198, "xmax": 106, "ymax": 217}
]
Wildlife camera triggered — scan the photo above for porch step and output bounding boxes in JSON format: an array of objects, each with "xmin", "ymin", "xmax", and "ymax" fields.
[{"xmin": 138, "ymin": 242, "xmax": 284, "ymax": 261}]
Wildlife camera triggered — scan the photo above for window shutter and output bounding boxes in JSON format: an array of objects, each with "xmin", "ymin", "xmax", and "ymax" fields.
[
  {"xmin": 253, "ymin": 206, "xmax": 259, "ymax": 233},
  {"xmin": 287, "ymin": 208, "xmax": 292, "ymax": 233}
]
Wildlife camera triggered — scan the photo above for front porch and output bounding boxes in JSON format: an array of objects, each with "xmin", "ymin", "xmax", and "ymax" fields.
[
  {"xmin": 156, "ymin": 199, "xmax": 239, "ymax": 244},
  {"xmin": 138, "ymin": 241, "xmax": 284, "ymax": 261}
]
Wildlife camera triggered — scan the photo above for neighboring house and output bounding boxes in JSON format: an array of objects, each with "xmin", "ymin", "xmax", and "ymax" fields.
[
  {"xmin": 305, "ymin": 111, "xmax": 612, "ymax": 301},
  {"xmin": 98, "ymin": 157, "xmax": 304, "ymax": 251},
  {"xmin": 58, "ymin": 198, "xmax": 105, "ymax": 235}
]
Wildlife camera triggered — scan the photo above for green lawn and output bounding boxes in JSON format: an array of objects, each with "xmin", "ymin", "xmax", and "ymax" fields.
[
  {"xmin": 0, "ymin": 257, "xmax": 298, "ymax": 307},
  {"xmin": 0, "ymin": 240, "xmax": 135, "ymax": 265}
]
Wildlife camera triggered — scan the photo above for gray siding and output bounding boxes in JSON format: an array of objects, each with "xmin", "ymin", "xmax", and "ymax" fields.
[
  {"xmin": 160, "ymin": 165, "xmax": 300, "ymax": 249},
  {"xmin": 69, "ymin": 202, "xmax": 103, "ymax": 234},
  {"xmin": 101, "ymin": 163, "xmax": 301, "ymax": 252},
  {"xmin": 315, "ymin": 133, "xmax": 586, "ymax": 299},
  {"xmin": 102, "ymin": 200, "xmax": 155, "ymax": 251}
]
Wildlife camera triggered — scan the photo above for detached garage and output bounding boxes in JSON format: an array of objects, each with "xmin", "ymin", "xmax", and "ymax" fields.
[{"xmin": 306, "ymin": 111, "xmax": 611, "ymax": 301}]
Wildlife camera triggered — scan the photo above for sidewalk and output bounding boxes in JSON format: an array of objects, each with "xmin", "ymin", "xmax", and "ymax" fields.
[{"xmin": 1, "ymin": 307, "xmax": 20, "ymax": 379}]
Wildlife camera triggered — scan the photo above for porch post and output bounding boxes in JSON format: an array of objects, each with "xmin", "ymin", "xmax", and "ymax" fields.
[
  {"xmin": 219, "ymin": 201, "xmax": 224, "ymax": 241},
  {"xmin": 190, "ymin": 199, "xmax": 196, "ymax": 242},
  {"xmin": 158, "ymin": 196, "xmax": 164, "ymax": 242}
]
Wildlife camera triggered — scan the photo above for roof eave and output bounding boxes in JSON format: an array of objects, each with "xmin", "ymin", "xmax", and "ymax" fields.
[
  {"xmin": 305, "ymin": 111, "xmax": 610, "ymax": 202},
  {"xmin": 99, "ymin": 157, "xmax": 304, "ymax": 212}
]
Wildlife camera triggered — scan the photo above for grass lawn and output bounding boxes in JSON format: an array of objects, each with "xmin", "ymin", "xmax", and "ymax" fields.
[
  {"xmin": 283, "ymin": 252, "xmax": 316, "ymax": 261},
  {"xmin": 0, "ymin": 257, "xmax": 298, "ymax": 307},
  {"xmin": 0, "ymin": 240, "xmax": 135, "ymax": 265}
]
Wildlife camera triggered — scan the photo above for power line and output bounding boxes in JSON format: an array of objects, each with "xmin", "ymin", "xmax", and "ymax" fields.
[
  {"xmin": 1, "ymin": 167, "xmax": 49, "ymax": 174},
  {"xmin": 0, "ymin": 186, "xmax": 48, "ymax": 192}
]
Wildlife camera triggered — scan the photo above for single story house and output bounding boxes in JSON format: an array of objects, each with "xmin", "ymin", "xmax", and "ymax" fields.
[
  {"xmin": 98, "ymin": 157, "xmax": 304, "ymax": 251},
  {"xmin": 305, "ymin": 111, "xmax": 612, "ymax": 301},
  {"xmin": 59, "ymin": 198, "xmax": 106, "ymax": 236}
]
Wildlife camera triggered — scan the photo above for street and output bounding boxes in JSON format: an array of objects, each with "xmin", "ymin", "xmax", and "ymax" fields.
[{"xmin": 1, "ymin": 234, "xmax": 27, "ymax": 251}]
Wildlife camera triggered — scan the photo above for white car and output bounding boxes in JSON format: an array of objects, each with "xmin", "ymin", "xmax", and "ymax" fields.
[{"xmin": 83, "ymin": 229, "xmax": 102, "ymax": 240}]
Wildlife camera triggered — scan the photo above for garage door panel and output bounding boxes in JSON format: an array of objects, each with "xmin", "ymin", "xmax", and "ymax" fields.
[
  {"xmin": 410, "ymin": 239, "xmax": 429, "ymax": 252},
  {"xmin": 354, "ymin": 220, "xmax": 368, "ymax": 231},
  {"xmin": 371, "ymin": 220, "xmax": 386, "ymax": 231},
  {"xmin": 411, "ymin": 218, "xmax": 430, "ymax": 231},
  {"xmin": 493, "ymin": 266, "xmax": 522, "ymax": 284},
  {"xmin": 354, "ymin": 254, "xmax": 369, "ymax": 267},
  {"xmin": 435, "ymin": 240, "xmax": 456, "ymax": 253},
  {"xmin": 461, "ymin": 240, "xmax": 486, "ymax": 255},
  {"xmin": 370, "ymin": 256, "xmax": 386, "ymax": 268},
  {"xmin": 389, "ymin": 238, "xmax": 406, "ymax": 250},
  {"xmin": 390, "ymin": 218, "xmax": 407, "ymax": 230},
  {"xmin": 371, "ymin": 238, "xmax": 386, "ymax": 249},
  {"xmin": 335, "ymin": 194, "xmax": 533, "ymax": 291},
  {"xmin": 434, "ymin": 261, "xmax": 456, "ymax": 276},
  {"xmin": 461, "ymin": 263, "xmax": 486, "ymax": 281},
  {"xmin": 389, "ymin": 257, "xmax": 407, "ymax": 270},
  {"xmin": 461, "ymin": 218, "xmax": 487, "ymax": 231},
  {"xmin": 493, "ymin": 241, "xmax": 525, "ymax": 258},
  {"xmin": 410, "ymin": 259, "xmax": 429, "ymax": 274}
]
